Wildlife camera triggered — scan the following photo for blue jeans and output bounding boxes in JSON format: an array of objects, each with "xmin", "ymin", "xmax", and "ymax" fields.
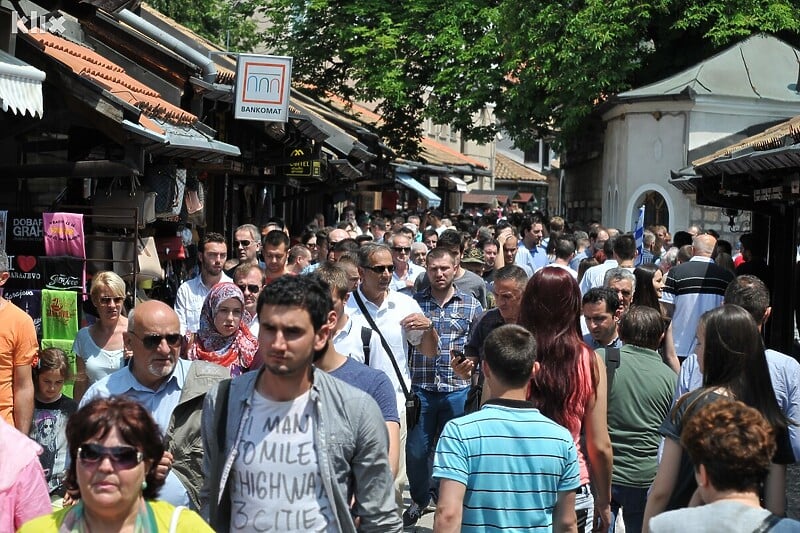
[
  {"xmin": 609, "ymin": 484, "xmax": 648, "ymax": 533},
  {"xmin": 406, "ymin": 386, "xmax": 469, "ymax": 506}
]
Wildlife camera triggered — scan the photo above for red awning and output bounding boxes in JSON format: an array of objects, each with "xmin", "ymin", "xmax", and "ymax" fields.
[{"xmin": 515, "ymin": 192, "xmax": 534, "ymax": 203}]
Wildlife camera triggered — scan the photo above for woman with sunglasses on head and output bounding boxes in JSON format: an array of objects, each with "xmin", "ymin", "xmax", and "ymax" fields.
[
  {"xmin": 72, "ymin": 271, "xmax": 129, "ymax": 402},
  {"xmin": 184, "ymin": 282, "xmax": 258, "ymax": 377},
  {"xmin": 19, "ymin": 396, "xmax": 212, "ymax": 532}
]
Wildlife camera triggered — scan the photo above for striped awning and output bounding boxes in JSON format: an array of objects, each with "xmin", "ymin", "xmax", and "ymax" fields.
[{"xmin": 0, "ymin": 50, "xmax": 44, "ymax": 117}]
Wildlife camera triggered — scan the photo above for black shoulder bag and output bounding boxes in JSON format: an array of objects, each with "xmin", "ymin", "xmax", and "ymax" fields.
[
  {"xmin": 353, "ymin": 291, "xmax": 422, "ymax": 429},
  {"xmin": 605, "ymin": 347, "xmax": 621, "ymax": 392}
]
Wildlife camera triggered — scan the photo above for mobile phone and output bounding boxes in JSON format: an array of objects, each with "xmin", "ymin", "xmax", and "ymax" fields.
[{"xmin": 451, "ymin": 349, "xmax": 466, "ymax": 363}]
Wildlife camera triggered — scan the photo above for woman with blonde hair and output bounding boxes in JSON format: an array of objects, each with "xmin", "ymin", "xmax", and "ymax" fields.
[{"xmin": 72, "ymin": 271, "xmax": 129, "ymax": 401}]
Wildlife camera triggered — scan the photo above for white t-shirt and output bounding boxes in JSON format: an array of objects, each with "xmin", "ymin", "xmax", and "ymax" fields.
[
  {"xmin": 71, "ymin": 327, "xmax": 124, "ymax": 384},
  {"xmin": 230, "ymin": 389, "xmax": 336, "ymax": 532}
]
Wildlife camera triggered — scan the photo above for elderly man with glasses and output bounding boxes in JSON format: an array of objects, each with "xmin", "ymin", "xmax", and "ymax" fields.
[
  {"xmin": 389, "ymin": 233, "xmax": 425, "ymax": 296},
  {"xmin": 223, "ymin": 224, "xmax": 264, "ymax": 277}
]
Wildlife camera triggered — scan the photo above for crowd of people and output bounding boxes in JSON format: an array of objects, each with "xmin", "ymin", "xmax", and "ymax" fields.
[{"xmin": 1, "ymin": 206, "xmax": 799, "ymax": 532}]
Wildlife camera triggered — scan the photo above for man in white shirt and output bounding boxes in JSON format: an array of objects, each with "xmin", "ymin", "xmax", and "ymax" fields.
[
  {"xmin": 175, "ymin": 232, "xmax": 231, "ymax": 334},
  {"xmin": 389, "ymin": 233, "xmax": 425, "ymax": 295}
]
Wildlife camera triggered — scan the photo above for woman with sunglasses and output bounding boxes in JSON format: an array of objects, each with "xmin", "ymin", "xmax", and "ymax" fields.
[
  {"xmin": 72, "ymin": 271, "xmax": 130, "ymax": 402},
  {"xmin": 184, "ymin": 282, "xmax": 258, "ymax": 377},
  {"xmin": 18, "ymin": 396, "xmax": 211, "ymax": 532}
]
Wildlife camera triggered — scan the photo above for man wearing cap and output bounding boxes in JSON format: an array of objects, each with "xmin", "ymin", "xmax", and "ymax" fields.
[{"xmin": 460, "ymin": 248, "xmax": 486, "ymax": 278}]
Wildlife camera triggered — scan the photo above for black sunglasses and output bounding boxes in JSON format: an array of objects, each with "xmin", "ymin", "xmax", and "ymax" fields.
[
  {"xmin": 130, "ymin": 332, "xmax": 182, "ymax": 350},
  {"xmin": 234, "ymin": 240, "xmax": 253, "ymax": 247},
  {"xmin": 78, "ymin": 443, "xmax": 144, "ymax": 469},
  {"xmin": 237, "ymin": 283, "xmax": 261, "ymax": 294},
  {"xmin": 392, "ymin": 246, "xmax": 411, "ymax": 253},
  {"xmin": 365, "ymin": 264, "xmax": 395, "ymax": 274}
]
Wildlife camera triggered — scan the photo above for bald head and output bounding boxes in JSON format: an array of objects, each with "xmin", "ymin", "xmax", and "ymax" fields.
[
  {"xmin": 128, "ymin": 300, "xmax": 179, "ymax": 333},
  {"xmin": 692, "ymin": 234, "xmax": 716, "ymax": 257}
]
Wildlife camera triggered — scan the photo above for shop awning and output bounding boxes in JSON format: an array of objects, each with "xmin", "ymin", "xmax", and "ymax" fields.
[
  {"xmin": 463, "ymin": 193, "xmax": 496, "ymax": 205},
  {"xmin": 515, "ymin": 192, "xmax": 534, "ymax": 203},
  {"xmin": 444, "ymin": 175, "xmax": 468, "ymax": 192},
  {"xmin": 0, "ymin": 50, "xmax": 45, "ymax": 117},
  {"xmin": 396, "ymin": 173, "xmax": 441, "ymax": 207}
]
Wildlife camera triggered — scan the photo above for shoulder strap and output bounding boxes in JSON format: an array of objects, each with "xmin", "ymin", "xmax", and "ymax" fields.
[
  {"xmin": 169, "ymin": 505, "xmax": 186, "ymax": 533},
  {"xmin": 605, "ymin": 347, "xmax": 621, "ymax": 393},
  {"xmin": 215, "ymin": 378, "xmax": 232, "ymax": 445},
  {"xmin": 353, "ymin": 290, "xmax": 412, "ymax": 399},
  {"xmin": 361, "ymin": 326, "xmax": 372, "ymax": 366},
  {"xmin": 752, "ymin": 513, "xmax": 783, "ymax": 533}
]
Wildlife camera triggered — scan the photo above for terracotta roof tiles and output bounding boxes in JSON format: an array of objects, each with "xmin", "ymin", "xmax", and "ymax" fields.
[
  {"xmin": 494, "ymin": 153, "xmax": 548, "ymax": 182},
  {"xmin": 26, "ymin": 29, "xmax": 197, "ymax": 133}
]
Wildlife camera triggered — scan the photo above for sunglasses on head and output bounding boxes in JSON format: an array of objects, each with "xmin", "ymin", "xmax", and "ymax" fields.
[
  {"xmin": 78, "ymin": 443, "xmax": 144, "ymax": 469},
  {"xmin": 131, "ymin": 332, "xmax": 182, "ymax": 350},
  {"xmin": 98, "ymin": 296, "xmax": 124, "ymax": 305},
  {"xmin": 234, "ymin": 240, "xmax": 253, "ymax": 247},
  {"xmin": 237, "ymin": 283, "xmax": 261, "ymax": 294},
  {"xmin": 392, "ymin": 246, "xmax": 411, "ymax": 253},
  {"xmin": 365, "ymin": 264, "xmax": 395, "ymax": 274}
]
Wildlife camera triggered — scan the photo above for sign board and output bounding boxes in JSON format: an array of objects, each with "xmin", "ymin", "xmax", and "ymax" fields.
[
  {"xmin": 234, "ymin": 54, "xmax": 293, "ymax": 122},
  {"xmin": 285, "ymin": 147, "xmax": 321, "ymax": 178}
]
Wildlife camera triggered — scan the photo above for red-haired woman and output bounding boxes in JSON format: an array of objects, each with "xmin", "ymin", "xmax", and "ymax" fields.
[{"xmin": 519, "ymin": 267, "xmax": 613, "ymax": 532}]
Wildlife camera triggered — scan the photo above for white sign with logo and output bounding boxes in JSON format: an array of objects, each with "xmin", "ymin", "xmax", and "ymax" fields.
[{"xmin": 234, "ymin": 54, "xmax": 293, "ymax": 122}]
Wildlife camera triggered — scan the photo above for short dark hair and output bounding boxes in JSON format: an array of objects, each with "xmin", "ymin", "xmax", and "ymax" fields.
[
  {"xmin": 613, "ymin": 234, "xmax": 637, "ymax": 261},
  {"xmin": 257, "ymin": 275, "xmax": 332, "ymax": 330},
  {"xmin": 333, "ymin": 238, "xmax": 360, "ymax": 255},
  {"xmin": 724, "ymin": 275, "xmax": 770, "ymax": 324},
  {"xmin": 618, "ymin": 305, "xmax": 664, "ymax": 350},
  {"xmin": 437, "ymin": 229, "xmax": 464, "ymax": 254},
  {"xmin": 483, "ymin": 324, "xmax": 536, "ymax": 388},
  {"xmin": 263, "ymin": 229, "xmax": 290, "ymax": 249},
  {"xmin": 493, "ymin": 264, "xmax": 529, "ymax": 288},
  {"xmin": 201, "ymin": 232, "xmax": 225, "ymax": 253},
  {"xmin": 426, "ymin": 246, "xmax": 455, "ymax": 263},
  {"xmin": 672, "ymin": 231, "xmax": 693, "ymax": 248},
  {"xmin": 582, "ymin": 287, "xmax": 620, "ymax": 314},
  {"xmin": 554, "ymin": 235, "xmax": 576, "ymax": 260},
  {"xmin": 65, "ymin": 397, "xmax": 165, "ymax": 500}
]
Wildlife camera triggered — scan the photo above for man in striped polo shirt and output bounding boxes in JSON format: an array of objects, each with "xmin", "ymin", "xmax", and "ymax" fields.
[
  {"xmin": 660, "ymin": 233, "xmax": 734, "ymax": 362},
  {"xmin": 432, "ymin": 325, "xmax": 580, "ymax": 532}
]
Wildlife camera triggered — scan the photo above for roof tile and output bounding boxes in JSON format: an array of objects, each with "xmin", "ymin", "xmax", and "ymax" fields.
[
  {"xmin": 494, "ymin": 153, "xmax": 547, "ymax": 182},
  {"xmin": 26, "ymin": 29, "xmax": 197, "ymax": 132}
]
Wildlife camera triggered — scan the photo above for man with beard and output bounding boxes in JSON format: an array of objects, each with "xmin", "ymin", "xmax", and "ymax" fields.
[
  {"xmin": 201, "ymin": 275, "xmax": 401, "ymax": 532},
  {"xmin": 175, "ymin": 232, "xmax": 231, "ymax": 334},
  {"xmin": 82, "ymin": 300, "xmax": 229, "ymax": 509}
]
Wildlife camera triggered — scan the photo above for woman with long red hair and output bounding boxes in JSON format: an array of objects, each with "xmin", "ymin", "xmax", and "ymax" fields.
[{"xmin": 519, "ymin": 267, "xmax": 613, "ymax": 532}]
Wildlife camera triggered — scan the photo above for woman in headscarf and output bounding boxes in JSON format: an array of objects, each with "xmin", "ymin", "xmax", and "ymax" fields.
[{"xmin": 184, "ymin": 282, "xmax": 258, "ymax": 376}]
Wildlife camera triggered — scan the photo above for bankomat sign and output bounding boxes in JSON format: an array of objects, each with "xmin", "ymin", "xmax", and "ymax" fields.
[{"xmin": 234, "ymin": 54, "xmax": 293, "ymax": 122}]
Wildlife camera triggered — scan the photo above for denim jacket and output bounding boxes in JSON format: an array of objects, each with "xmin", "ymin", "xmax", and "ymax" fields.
[{"xmin": 200, "ymin": 367, "xmax": 401, "ymax": 533}]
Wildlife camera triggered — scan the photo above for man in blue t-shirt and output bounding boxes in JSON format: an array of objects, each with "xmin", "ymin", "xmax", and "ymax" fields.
[{"xmin": 433, "ymin": 324, "xmax": 580, "ymax": 532}]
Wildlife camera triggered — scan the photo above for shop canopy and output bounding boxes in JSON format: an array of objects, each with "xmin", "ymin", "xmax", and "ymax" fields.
[
  {"xmin": 396, "ymin": 173, "xmax": 441, "ymax": 207},
  {"xmin": 0, "ymin": 49, "xmax": 45, "ymax": 117}
]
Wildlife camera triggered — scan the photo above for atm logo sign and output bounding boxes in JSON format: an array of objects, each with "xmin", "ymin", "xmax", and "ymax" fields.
[
  {"xmin": 235, "ymin": 54, "xmax": 293, "ymax": 122},
  {"xmin": 241, "ymin": 62, "xmax": 287, "ymax": 105}
]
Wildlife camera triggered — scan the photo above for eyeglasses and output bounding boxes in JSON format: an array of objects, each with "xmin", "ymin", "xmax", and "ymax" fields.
[
  {"xmin": 392, "ymin": 246, "xmax": 411, "ymax": 253},
  {"xmin": 234, "ymin": 240, "xmax": 253, "ymax": 248},
  {"xmin": 98, "ymin": 296, "xmax": 124, "ymax": 305},
  {"xmin": 78, "ymin": 443, "xmax": 144, "ymax": 469},
  {"xmin": 237, "ymin": 283, "xmax": 261, "ymax": 294},
  {"xmin": 130, "ymin": 332, "xmax": 182, "ymax": 350},
  {"xmin": 365, "ymin": 264, "xmax": 395, "ymax": 274}
]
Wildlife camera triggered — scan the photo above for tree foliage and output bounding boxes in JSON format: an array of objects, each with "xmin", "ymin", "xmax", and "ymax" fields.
[
  {"xmin": 146, "ymin": 0, "xmax": 260, "ymax": 52},
  {"xmin": 255, "ymin": 0, "xmax": 800, "ymax": 155}
]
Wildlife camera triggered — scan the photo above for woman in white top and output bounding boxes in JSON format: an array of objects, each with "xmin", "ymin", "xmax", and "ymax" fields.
[{"xmin": 71, "ymin": 271, "xmax": 128, "ymax": 401}]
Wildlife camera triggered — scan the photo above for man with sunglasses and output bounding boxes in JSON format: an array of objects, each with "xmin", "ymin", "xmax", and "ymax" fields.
[
  {"xmin": 223, "ymin": 224, "xmax": 264, "ymax": 278},
  {"xmin": 175, "ymin": 232, "xmax": 231, "ymax": 334},
  {"xmin": 232, "ymin": 263, "xmax": 265, "ymax": 337},
  {"xmin": 346, "ymin": 243, "xmax": 439, "ymax": 515},
  {"xmin": 389, "ymin": 233, "xmax": 425, "ymax": 296},
  {"xmin": 81, "ymin": 300, "xmax": 229, "ymax": 511}
]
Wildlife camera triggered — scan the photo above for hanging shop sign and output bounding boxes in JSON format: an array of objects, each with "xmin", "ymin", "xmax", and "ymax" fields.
[
  {"xmin": 234, "ymin": 54, "xmax": 293, "ymax": 122},
  {"xmin": 284, "ymin": 147, "xmax": 322, "ymax": 178}
]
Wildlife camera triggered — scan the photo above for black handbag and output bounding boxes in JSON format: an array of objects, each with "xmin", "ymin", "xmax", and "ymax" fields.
[{"xmin": 353, "ymin": 291, "xmax": 422, "ymax": 430}]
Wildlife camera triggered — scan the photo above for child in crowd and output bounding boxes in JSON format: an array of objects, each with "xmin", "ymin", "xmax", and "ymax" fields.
[{"xmin": 29, "ymin": 347, "xmax": 77, "ymax": 504}]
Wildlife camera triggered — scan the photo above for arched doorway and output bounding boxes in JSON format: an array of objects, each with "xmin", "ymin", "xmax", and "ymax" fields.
[{"xmin": 641, "ymin": 190, "xmax": 669, "ymax": 229}]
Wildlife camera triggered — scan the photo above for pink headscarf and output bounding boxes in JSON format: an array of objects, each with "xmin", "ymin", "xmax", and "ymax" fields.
[{"xmin": 187, "ymin": 282, "xmax": 258, "ymax": 376}]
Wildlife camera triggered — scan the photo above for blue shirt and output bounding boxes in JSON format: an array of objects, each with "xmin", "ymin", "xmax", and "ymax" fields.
[
  {"xmin": 410, "ymin": 288, "xmax": 483, "ymax": 392},
  {"xmin": 81, "ymin": 359, "xmax": 193, "ymax": 507},
  {"xmin": 519, "ymin": 241, "xmax": 549, "ymax": 271},
  {"xmin": 434, "ymin": 400, "xmax": 580, "ymax": 531}
]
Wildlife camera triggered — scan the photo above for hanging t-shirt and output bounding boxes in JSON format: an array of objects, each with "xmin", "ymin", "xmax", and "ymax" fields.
[
  {"xmin": 230, "ymin": 389, "xmax": 336, "ymax": 532},
  {"xmin": 30, "ymin": 395, "xmax": 78, "ymax": 495}
]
